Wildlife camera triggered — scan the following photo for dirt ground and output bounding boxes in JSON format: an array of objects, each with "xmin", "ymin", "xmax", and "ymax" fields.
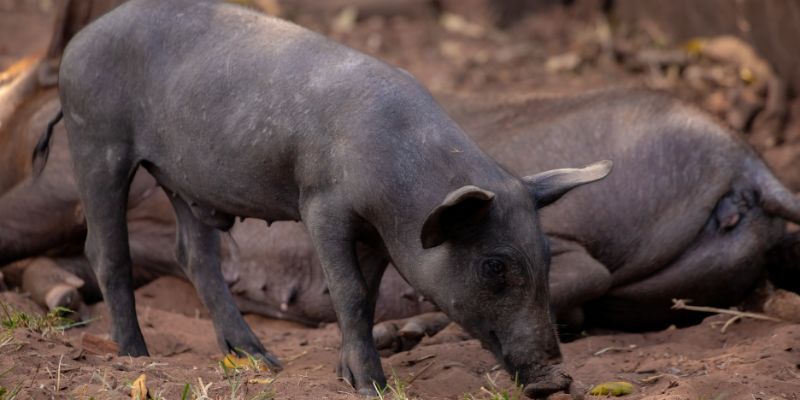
[
  {"xmin": 2, "ymin": 277, "xmax": 799, "ymax": 400},
  {"xmin": 2, "ymin": 1, "xmax": 800, "ymax": 399}
]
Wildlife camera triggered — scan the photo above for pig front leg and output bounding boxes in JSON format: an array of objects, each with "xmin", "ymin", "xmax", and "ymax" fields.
[
  {"xmin": 766, "ymin": 231, "xmax": 800, "ymax": 294},
  {"xmin": 167, "ymin": 195, "xmax": 282, "ymax": 371},
  {"xmin": 548, "ymin": 237, "xmax": 611, "ymax": 331},
  {"xmin": 302, "ymin": 202, "xmax": 386, "ymax": 395}
]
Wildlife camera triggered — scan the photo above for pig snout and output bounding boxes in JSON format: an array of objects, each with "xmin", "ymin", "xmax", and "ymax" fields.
[
  {"xmin": 522, "ymin": 367, "xmax": 573, "ymax": 399},
  {"xmin": 500, "ymin": 336, "xmax": 573, "ymax": 399},
  {"xmin": 495, "ymin": 314, "xmax": 572, "ymax": 398}
]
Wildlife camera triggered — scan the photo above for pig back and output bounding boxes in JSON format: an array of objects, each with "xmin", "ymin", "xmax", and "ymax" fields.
[{"xmin": 441, "ymin": 88, "xmax": 748, "ymax": 276}]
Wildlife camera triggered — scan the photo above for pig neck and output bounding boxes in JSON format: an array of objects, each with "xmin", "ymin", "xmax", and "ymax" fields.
[{"xmin": 352, "ymin": 111, "xmax": 518, "ymax": 292}]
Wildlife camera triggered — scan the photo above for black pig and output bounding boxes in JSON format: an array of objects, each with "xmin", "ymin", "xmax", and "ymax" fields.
[{"xmin": 37, "ymin": 1, "xmax": 610, "ymax": 396}]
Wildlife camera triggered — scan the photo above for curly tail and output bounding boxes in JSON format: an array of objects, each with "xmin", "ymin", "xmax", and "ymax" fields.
[{"xmin": 32, "ymin": 109, "xmax": 63, "ymax": 178}]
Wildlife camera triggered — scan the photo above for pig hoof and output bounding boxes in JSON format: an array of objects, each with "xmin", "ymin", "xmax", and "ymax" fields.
[
  {"xmin": 235, "ymin": 348, "xmax": 283, "ymax": 372},
  {"xmin": 336, "ymin": 367, "xmax": 382, "ymax": 397},
  {"xmin": 524, "ymin": 383, "xmax": 567, "ymax": 399},
  {"xmin": 523, "ymin": 372, "xmax": 572, "ymax": 399},
  {"xmin": 258, "ymin": 352, "xmax": 283, "ymax": 372},
  {"xmin": 372, "ymin": 321, "xmax": 400, "ymax": 350},
  {"xmin": 373, "ymin": 312, "xmax": 452, "ymax": 353},
  {"xmin": 118, "ymin": 342, "xmax": 150, "ymax": 358},
  {"xmin": 336, "ymin": 347, "xmax": 386, "ymax": 395},
  {"xmin": 357, "ymin": 386, "xmax": 379, "ymax": 396},
  {"xmin": 398, "ymin": 320, "xmax": 427, "ymax": 340}
]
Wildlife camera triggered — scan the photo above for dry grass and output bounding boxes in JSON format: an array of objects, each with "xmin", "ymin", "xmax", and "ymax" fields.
[
  {"xmin": 0, "ymin": 301, "xmax": 73, "ymax": 337},
  {"xmin": 462, "ymin": 373, "xmax": 524, "ymax": 400},
  {"xmin": 373, "ymin": 372, "xmax": 415, "ymax": 400}
]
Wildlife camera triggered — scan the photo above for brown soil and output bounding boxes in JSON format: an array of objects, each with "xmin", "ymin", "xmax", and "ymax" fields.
[
  {"xmin": 2, "ymin": 278, "xmax": 800, "ymax": 399},
  {"xmin": 2, "ymin": 2, "xmax": 800, "ymax": 399}
]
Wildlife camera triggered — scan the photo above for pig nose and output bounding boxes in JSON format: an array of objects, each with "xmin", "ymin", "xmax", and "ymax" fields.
[{"xmin": 522, "ymin": 368, "xmax": 572, "ymax": 399}]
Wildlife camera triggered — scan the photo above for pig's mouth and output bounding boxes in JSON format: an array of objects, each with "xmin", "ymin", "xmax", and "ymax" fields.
[
  {"xmin": 521, "ymin": 368, "xmax": 572, "ymax": 399},
  {"xmin": 481, "ymin": 330, "xmax": 573, "ymax": 398}
]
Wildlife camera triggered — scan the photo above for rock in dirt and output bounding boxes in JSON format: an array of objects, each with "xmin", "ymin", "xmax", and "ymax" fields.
[{"xmin": 80, "ymin": 332, "xmax": 119, "ymax": 355}]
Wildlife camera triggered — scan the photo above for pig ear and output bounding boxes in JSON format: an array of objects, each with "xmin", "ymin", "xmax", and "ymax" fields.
[
  {"xmin": 523, "ymin": 160, "xmax": 612, "ymax": 208},
  {"xmin": 420, "ymin": 185, "xmax": 496, "ymax": 249}
]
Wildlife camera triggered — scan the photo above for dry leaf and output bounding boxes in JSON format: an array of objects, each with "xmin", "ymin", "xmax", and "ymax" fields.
[
  {"xmin": 131, "ymin": 374, "xmax": 150, "ymax": 400},
  {"xmin": 589, "ymin": 381, "xmax": 634, "ymax": 396},
  {"xmin": 221, "ymin": 354, "xmax": 269, "ymax": 371}
]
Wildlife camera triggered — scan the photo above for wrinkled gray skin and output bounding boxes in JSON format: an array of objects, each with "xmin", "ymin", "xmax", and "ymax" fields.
[{"xmin": 43, "ymin": 0, "xmax": 610, "ymax": 396}]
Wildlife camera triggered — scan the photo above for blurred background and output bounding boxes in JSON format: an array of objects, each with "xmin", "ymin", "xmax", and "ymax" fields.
[
  {"xmin": 2, "ymin": 0, "xmax": 800, "ymax": 189},
  {"xmin": 1, "ymin": 2, "xmax": 800, "ymax": 398}
]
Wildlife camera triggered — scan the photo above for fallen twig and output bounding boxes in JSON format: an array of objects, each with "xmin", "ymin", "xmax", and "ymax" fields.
[
  {"xmin": 284, "ymin": 350, "xmax": 308, "ymax": 363},
  {"xmin": 719, "ymin": 315, "xmax": 742, "ymax": 333},
  {"xmin": 402, "ymin": 353, "xmax": 435, "ymax": 366},
  {"xmin": 671, "ymin": 299, "xmax": 783, "ymax": 331},
  {"xmin": 407, "ymin": 361, "xmax": 435, "ymax": 384},
  {"xmin": 638, "ymin": 374, "xmax": 665, "ymax": 384},
  {"xmin": 593, "ymin": 344, "xmax": 637, "ymax": 356}
]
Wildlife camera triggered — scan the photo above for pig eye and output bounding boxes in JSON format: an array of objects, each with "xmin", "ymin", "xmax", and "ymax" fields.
[{"xmin": 481, "ymin": 258, "xmax": 505, "ymax": 277}]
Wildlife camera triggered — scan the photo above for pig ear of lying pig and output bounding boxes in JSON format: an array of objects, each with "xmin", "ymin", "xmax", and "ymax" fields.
[
  {"xmin": 420, "ymin": 185, "xmax": 496, "ymax": 249},
  {"xmin": 523, "ymin": 160, "xmax": 613, "ymax": 208}
]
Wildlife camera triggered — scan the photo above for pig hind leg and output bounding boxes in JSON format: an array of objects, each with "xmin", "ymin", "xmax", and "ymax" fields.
[
  {"xmin": 302, "ymin": 200, "xmax": 386, "ymax": 394},
  {"xmin": 166, "ymin": 194, "xmax": 282, "ymax": 370},
  {"xmin": 372, "ymin": 311, "xmax": 452, "ymax": 353},
  {"xmin": 68, "ymin": 143, "xmax": 146, "ymax": 356}
]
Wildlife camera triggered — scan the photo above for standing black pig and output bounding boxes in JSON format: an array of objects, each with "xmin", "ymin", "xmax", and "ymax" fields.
[
  {"xmin": 37, "ymin": 0, "xmax": 610, "ymax": 396},
  {"xmin": 8, "ymin": 87, "xmax": 799, "ymax": 341}
]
